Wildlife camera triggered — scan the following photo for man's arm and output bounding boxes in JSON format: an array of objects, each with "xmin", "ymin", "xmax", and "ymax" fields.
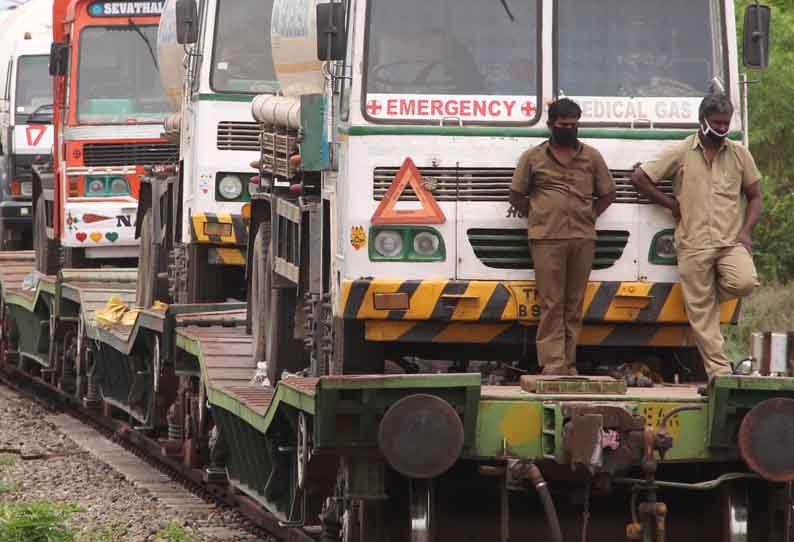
[
  {"xmin": 594, "ymin": 190, "xmax": 616, "ymax": 216},
  {"xmin": 510, "ymin": 152, "xmax": 532, "ymax": 214},
  {"xmin": 737, "ymin": 181, "xmax": 762, "ymax": 251},
  {"xmin": 630, "ymin": 167, "xmax": 680, "ymax": 219}
]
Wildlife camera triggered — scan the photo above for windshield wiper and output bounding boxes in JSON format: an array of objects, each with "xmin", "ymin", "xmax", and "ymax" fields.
[
  {"xmin": 127, "ymin": 18, "xmax": 159, "ymax": 72},
  {"xmin": 499, "ymin": 0, "xmax": 515, "ymax": 22}
]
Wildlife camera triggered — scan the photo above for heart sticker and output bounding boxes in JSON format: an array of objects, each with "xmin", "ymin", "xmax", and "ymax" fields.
[
  {"xmin": 90, "ymin": 232, "xmax": 102, "ymax": 242},
  {"xmin": 76, "ymin": 232, "xmax": 87, "ymax": 242},
  {"xmin": 105, "ymin": 232, "xmax": 119, "ymax": 242}
]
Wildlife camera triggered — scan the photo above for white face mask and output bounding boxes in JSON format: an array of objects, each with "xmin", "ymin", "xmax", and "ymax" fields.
[{"xmin": 701, "ymin": 118, "xmax": 730, "ymax": 139}]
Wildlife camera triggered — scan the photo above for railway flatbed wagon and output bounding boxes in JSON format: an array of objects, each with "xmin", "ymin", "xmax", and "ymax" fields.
[{"xmin": 2, "ymin": 251, "xmax": 794, "ymax": 541}]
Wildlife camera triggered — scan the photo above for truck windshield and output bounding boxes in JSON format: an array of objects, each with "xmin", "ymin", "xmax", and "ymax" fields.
[
  {"xmin": 15, "ymin": 55, "xmax": 52, "ymax": 125},
  {"xmin": 364, "ymin": 0, "xmax": 539, "ymax": 124},
  {"xmin": 557, "ymin": 0, "xmax": 726, "ymax": 124},
  {"xmin": 77, "ymin": 25, "xmax": 170, "ymax": 124},
  {"xmin": 211, "ymin": 0, "xmax": 278, "ymax": 94}
]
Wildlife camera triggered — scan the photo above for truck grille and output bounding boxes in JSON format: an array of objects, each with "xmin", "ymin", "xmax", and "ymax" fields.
[
  {"xmin": 83, "ymin": 142, "xmax": 179, "ymax": 167},
  {"xmin": 467, "ymin": 228, "xmax": 630, "ymax": 270},
  {"xmin": 373, "ymin": 167, "xmax": 673, "ymax": 204},
  {"xmin": 217, "ymin": 121, "xmax": 260, "ymax": 151}
]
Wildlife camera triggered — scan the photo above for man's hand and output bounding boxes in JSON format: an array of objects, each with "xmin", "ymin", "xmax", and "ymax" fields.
[
  {"xmin": 736, "ymin": 230, "xmax": 753, "ymax": 252},
  {"xmin": 510, "ymin": 190, "xmax": 529, "ymax": 215},
  {"xmin": 671, "ymin": 199, "xmax": 681, "ymax": 221}
]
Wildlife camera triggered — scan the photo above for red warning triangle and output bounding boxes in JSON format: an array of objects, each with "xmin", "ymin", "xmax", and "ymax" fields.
[{"xmin": 371, "ymin": 158, "xmax": 446, "ymax": 225}]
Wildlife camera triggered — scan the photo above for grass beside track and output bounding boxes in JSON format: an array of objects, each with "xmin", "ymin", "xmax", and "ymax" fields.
[{"xmin": 724, "ymin": 282, "xmax": 794, "ymax": 360}]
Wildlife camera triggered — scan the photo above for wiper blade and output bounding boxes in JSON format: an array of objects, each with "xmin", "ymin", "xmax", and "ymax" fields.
[
  {"xmin": 127, "ymin": 17, "xmax": 159, "ymax": 72},
  {"xmin": 500, "ymin": 0, "xmax": 515, "ymax": 22}
]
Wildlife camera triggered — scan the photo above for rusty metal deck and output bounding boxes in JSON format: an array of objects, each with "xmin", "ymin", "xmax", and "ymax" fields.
[{"xmin": 0, "ymin": 251, "xmax": 52, "ymax": 304}]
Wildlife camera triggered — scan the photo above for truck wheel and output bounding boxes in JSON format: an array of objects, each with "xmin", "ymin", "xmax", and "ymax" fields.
[
  {"xmin": 135, "ymin": 208, "xmax": 157, "ymax": 308},
  {"xmin": 168, "ymin": 244, "xmax": 188, "ymax": 304},
  {"xmin": 332, "ymin": 318, "xmax": 385, "ymax": 375},
  {"xmin": 250, "ymin": 225, "xmax": 305, "ymax": 383},
  {"xmin": 33, "ymin": 192, "xmax": 59, "ymax": 275},
  {"xmin": 0, "ymin": 221, "xmax": 8, "ymax": 251},
  {"xmin": 62, "ymin": 247, "xmax": 89, "ymax": 269}
]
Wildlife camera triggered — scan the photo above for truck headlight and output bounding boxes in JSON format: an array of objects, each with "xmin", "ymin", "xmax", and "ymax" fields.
[
  {"xmin": 109, "ymin": 177, "xmax": 130, "ymax": 195},
  {"xmin": 218, "ymin": 175, "xmax": 243, "ymax": 200},
  {"xmin": 412, "ymin": 231, "xmax": 441, "ymax": 257},
  {"xmin": 373, "ymin": 230, "xmax": 403, "ymax": 258},
  {"xmin": 86, "ymin": 178, "xmax": 105, "ymax": 195},
  {"xmin": 650, "ymin": 230, "xmax": 677, "ymax": 265},
  {"xmin": 370, "ymin": 227, "xmax": 445, "ymax": 261}
]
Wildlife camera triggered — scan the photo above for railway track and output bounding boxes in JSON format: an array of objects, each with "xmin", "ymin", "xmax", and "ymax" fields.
[{"xmin": 0, "ymin": 368, "xmax": 312, "ymax": 542}]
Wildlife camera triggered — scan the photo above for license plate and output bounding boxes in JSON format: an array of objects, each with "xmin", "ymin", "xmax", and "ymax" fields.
[
  {"xmin": 508, "ymin": 285, "xmax": 540, "ymax": 320},
  {"xmin": 20, "ymin": 208, "xmax": 29, "ymax": 216}
]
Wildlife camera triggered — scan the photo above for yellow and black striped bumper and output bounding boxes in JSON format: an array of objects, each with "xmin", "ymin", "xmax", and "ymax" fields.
[
  {"xmin": 339, "ymin": 279, "xmax": 741, "ymax": 345},
  {"xmin": 191, "ymin": 212, "xmax": 249, "ymax": 245}
]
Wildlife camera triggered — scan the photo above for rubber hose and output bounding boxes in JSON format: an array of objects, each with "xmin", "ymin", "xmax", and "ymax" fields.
[{"xmin": 527, "ymin": 463, "xmax": 563, "ymax": 542}]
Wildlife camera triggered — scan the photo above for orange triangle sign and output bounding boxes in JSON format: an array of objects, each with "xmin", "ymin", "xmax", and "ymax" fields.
[{"xmin": 371, "ymin": 158, "xmax": 446, "ymax": 225}]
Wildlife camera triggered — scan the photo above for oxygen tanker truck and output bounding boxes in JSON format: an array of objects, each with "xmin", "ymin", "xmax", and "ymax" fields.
[
  {"xmin": 133, "ymin": 0, "xmax": 277, "ymax": 308},
  {"xmin": 240, "ymin": 0, "xmax": 768, "ymax": 382},
  {"xmin": 0, "ymin": 0, "xmax": 54, "ymax": 250},
  {"xmin": 32, "ymin": 0, "xmax": 177, "ymax": 274}
]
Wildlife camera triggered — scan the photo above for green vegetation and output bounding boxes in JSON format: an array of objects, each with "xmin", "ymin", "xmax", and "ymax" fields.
[
  {"xmin": 724, "ymin": 283, "xmax": 794, "ymax": 359},
  {"xmin": 0, "ymin": 454, "xmax": 17, "ymax": 466},
  {"xmin": 0, "ymin": 481, "xmax": 14, "ymax": 494},
  {"xmin": 154, "ymin": 522, "xmax": 196, "ymax": 542},
  {"xmin": 736, "ymin": 1, "xmax": 794, "ymax": 282},
  {"xmin": 0, "ymin": 501, "xmax": 81, "ymax": 542}
]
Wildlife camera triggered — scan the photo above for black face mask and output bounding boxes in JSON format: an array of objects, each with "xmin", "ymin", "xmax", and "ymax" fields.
[{"xmin": 551, "ymin": 126, "xmax": 578, "ymax": 148}]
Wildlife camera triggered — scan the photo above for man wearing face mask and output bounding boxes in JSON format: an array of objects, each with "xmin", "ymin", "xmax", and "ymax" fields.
[
  {"xmin": 510, "ymin": 98, "xmax": 616, "ymax": 375},
  {"xmin": 631, "ymin": 94, "xmax": 762, "ymax": 380}
]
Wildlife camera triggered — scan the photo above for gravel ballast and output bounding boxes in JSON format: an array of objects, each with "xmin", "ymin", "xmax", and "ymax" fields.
[{"xmin": 0, "ymin": 384, "xmax": 263, "ymax": 542}]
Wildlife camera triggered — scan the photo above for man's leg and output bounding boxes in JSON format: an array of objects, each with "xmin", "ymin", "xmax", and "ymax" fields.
[
  {"xmin": 530, "ymin": 240, "xmax": 568, "ymax": 373},
  {"xmin": 563, "ymin": 239, "xmax": 595, "ymax": 372},
  {"xmin": 678, "ymin": 248, "xmax": 732, "ymax": 378},
  {"xmin": 717, "ymin": 244, "xmax": 758, "ymax": 301}
]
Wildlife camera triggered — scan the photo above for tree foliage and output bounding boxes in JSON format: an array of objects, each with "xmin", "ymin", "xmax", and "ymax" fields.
[{"xmin": 735, "ymin": 1, "xmax": 794, "ymax": 281}]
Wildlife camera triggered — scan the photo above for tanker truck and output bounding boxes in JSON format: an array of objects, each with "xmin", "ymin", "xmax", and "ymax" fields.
[
  {"xmin": 133, "ymin": 0, "xmax": 277, "ymax": 307},
  {"xmin": 0, "ymin": 0, "xmax": 54, "ymax": 250},
  {"xmin": 238, "ymin": 0, "xmax": 768, "ymax": 387},
  {"xmin": 32, "ymin": 0, "xmax": 177, "ymax": 274}
]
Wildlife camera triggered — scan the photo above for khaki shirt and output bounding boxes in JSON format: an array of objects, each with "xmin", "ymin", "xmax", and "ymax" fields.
[
  {"xmin": 641, "ymin": 134, "xmax": 761, "ymax": 250},
  {"xmin": 511, "ymin": 142, "xmax": 615, "ymax": 240}
]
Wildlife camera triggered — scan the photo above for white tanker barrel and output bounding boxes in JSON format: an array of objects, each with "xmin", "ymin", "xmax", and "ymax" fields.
[
  {"xmin": 157, "ymin": 0, "xmax": 185, "ymax": 112},
  {"xmin": 271, "ymin": 0, "xmax": 325, "ymax": 96},
  {"xmin": 0, "ymin": 0, "xmax": 53, "ymax": 90},
  {"xmin": 251, "ymin": 95, "xmax": 301, "ymax": 130}
]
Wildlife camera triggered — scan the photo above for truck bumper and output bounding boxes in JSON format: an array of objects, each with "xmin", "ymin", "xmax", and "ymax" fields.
[
  {"xmin": 338, "ymin": 279, "xmax": 741, "ymax": 345},
  {"xmin": 0, "ymin": 200, "xmax": 33, "ymax": 225}
]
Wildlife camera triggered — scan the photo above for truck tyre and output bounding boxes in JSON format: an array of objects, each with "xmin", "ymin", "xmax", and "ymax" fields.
[
  {"xmin": 0, "ymin": 221, "xmax": 8, "ymax": 251},
  {"xmin": 332, "ymin": 318, "xmax": 385, "ymax": 375},
  {"xmin": 33, "ymin": 192, "xmax": 59, "ymax": 275},
  {"xmin": 62, "ymin": 247, "xmax": 89, "ymax": 269},
  {"xmin": 135, "ymin": 208, "xmax": 158, "ymax": 308},
  {"xmin": 250, "ymin": 224, "xmax": 305, "ymax": 383}
]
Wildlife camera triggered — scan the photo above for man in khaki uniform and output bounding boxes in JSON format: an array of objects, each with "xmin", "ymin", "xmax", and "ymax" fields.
[
  {"xmin": 510, "ymin": 98, "xmax": 616, "ymax": 375},
  {"xmin": 631, "ymin": 94, "xmax": 762, "ymax": 378}
]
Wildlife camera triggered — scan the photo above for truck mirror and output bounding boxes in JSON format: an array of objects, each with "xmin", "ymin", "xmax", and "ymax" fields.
[
  {"xmin": 316, "ymin": 3, "xmax": 346, "ymax": 61},
  {"xmin": 743, "ymin": 4, "xmax": 771, "ymax": 70},
  {"xmin": 49, "ymin": 42, "xmax": 68, "ymax": 76},
  {"xmin": 175, "ymin": 0, "xmax": 199, "ymax": 44}
]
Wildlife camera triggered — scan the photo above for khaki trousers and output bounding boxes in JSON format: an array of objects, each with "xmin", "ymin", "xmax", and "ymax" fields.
[
  {"xmin": 678, "ymin": 245, "xmax": 758, "ymax": 378},
  {"xmin": 530, "ymin": 239, "xmax": 595, "ymax": 372}
]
